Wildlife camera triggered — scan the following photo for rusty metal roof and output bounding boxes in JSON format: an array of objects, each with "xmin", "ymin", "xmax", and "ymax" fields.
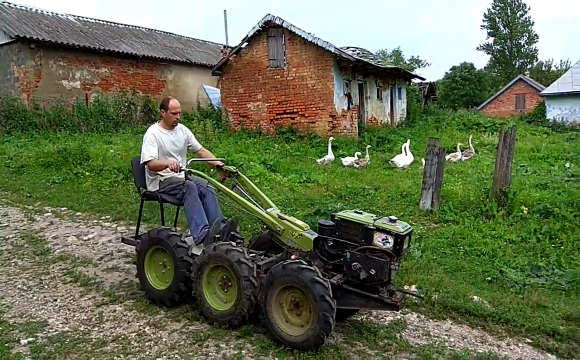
[
  {"xmin": 0, "ymin": 1, "xmax": 224, "ymax": 67},
  {"xmin": 212, "ymin": 14, "xmax": 425, "ymax": 81}
]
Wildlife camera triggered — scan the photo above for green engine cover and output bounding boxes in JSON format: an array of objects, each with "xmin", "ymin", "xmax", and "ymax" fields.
[{"xmin": 333, "ymin": 209, "xmax": 412, "ymax": 235}]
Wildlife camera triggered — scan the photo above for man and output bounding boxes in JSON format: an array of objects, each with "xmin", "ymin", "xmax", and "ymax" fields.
[{"xmin": 140, "ymin": 96, "xmax": 237, "ymax": 251}]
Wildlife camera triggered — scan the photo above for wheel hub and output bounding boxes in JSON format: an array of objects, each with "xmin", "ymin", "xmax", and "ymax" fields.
[
  {"xmin": 202, "ymin": 264, "xmax": 238, "ymax": 311},
  {"xmin": 218, "ymin": 275, "xmax": 233, "ymax": 292},
  {"xmin": 144, "ymin": 245, "xmax": 174, "ymax": 290},
  {"xmin": 272, "ymin": 286, "xmax": 313, "ymax": 336}
]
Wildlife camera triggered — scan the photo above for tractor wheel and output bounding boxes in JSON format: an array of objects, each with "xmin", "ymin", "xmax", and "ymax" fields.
[
  {"xmin": 192, "ymin": 242, "xmax": 258, "ymax": 328},
  {"xmin": 261, "ymin": 259, "xmax": 336, "ymax": 351},
  {"xmin": 335, "ymin": 308, "xmax": 360, "ymax": 322},
  {"xmin": 135, "ymin": 227, "xmax": 194, "ymax": 307}
]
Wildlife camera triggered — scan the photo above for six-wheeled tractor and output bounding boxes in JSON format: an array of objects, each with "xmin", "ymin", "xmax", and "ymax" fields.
[{"xmin": 121, "ymin": 156, "xmax": 420, "ymax": 351}]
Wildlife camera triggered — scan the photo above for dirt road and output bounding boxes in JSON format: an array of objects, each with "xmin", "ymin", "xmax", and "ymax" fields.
[{"xmin": 0, "ymin": 202, "xmax": 556, "ymax": 359}]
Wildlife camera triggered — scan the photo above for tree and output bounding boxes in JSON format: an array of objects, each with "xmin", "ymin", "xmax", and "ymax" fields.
[
  {"xmin": 477, "ymin": 0, "xmax": 539, "ymax": 87},
  {"xmin": 437, "ymin": 62, "xmax": 494, "ymax": 110},
  {"xmin": 375, "ymin": 47, "xmax": 430, "ymax": 73},
  {"xmin": 528, "ymin": 58, "xmax": 572, "ymax": 87}
]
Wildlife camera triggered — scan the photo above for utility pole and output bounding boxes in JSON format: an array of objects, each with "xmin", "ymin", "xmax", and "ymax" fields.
[{"xmin": 223, "ymin": 10, "xmax": 229, "ymax": 46}]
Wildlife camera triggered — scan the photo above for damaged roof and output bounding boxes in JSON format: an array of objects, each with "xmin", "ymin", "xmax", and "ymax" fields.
[
  {"xmin": 0, "ymin": 1, "xmax": 224, "ymax": 67},
  {"xmin": 212, "ymin": 14, "xmax": 425, "ymax": 81}
]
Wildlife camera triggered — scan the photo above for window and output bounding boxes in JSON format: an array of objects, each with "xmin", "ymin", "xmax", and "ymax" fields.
[
  {"xmin": 267, "ymin": 27, "xmax": 285, "ymax": 68},
  {"xmin": 515, "ymin": 94, "xmax": 526, "ymax": 110},
  {"xmin": 376, "ymin": 80, "xmax": 383, "ymax": 101},
  {"xmin": 397, "ymin": 85, "xmax": 403, "ymax": 100}
]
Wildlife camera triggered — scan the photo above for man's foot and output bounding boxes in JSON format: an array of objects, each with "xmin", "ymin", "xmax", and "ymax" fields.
[
  {"xmin": 219, "ymin": 216, "xmax": 239, "ymax": 243},
  {"xmin": 202, "ymin": 218, "xmax": 223, "ymax": 247}
]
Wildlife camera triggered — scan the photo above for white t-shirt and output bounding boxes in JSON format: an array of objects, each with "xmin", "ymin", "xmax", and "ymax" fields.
[{"xmin": 140, "ymin": 122, "xmax": 202, "ymax": 191}]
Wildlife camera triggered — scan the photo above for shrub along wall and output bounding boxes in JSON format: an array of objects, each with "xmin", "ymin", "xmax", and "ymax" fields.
[{"xmin": 0, "ymin": 91, "xmax": 228, "ymax": 135}]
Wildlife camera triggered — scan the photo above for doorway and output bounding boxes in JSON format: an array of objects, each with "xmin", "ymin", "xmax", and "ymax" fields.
[
  {"xmin": 357, "ymin": 82, "xmax": 365, "ymax": 128},
  {"xmin": 389, "ymin": 86, "xmax": 395, "ymax": 127}
]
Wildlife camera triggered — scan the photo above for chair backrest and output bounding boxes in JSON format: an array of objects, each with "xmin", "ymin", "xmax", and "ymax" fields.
[{"xmin": 131, "ymin": 155, "xmax": 147, "ymax": 191}]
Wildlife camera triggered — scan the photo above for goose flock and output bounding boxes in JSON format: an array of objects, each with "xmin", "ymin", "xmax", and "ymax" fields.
[{"xmin": 315, "ymin": 135, "xmax": 476, "ymax": 169}]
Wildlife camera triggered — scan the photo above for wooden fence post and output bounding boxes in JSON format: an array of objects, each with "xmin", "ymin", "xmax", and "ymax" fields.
[
  {"xmin": 492, "ymin": 126, "xmax": 517, "ymax": 206},
  {"xmin": 420, "ymin": 137, "xmax": 446, "ymax": 211}
]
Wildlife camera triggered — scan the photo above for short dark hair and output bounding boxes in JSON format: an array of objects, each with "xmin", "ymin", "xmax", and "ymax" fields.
[{"xmin": 159, "ymin": 96, "xmax": 175, "ymax": 112}]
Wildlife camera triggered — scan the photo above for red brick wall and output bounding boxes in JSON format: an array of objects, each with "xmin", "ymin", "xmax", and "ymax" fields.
[
  {"xmin": 219, "ymin": 28, "xmax": 357, "ymax": 136},
  {"xmin": 1, "ymin": 41, "xmax": 217, "ymax": 109},
  {"xmin": 480, "ymin": 79, "xmax": 544, "ymax": 117}
]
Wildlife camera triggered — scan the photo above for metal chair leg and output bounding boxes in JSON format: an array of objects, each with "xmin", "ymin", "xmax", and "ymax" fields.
[
  {"xmin": 159, "ymin": 201, "xmax": 165, "ymax": 226},
  {"xmin": 136, "ymin": 196, "xmax": 145, "ymax": 239},
  {"xmin": 173, "ymin": 206, "xmax": 180, "ymax": 230}
]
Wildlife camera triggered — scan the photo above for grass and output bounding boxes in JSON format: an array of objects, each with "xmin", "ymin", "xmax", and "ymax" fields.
[{"xmin": 0, "ymin": 109, "xmax": 579, "ymax": 358}]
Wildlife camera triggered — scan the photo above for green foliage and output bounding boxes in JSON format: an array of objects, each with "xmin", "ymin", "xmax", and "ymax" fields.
[
  {"xmin": 437, "ymin": 62, "xmax": 494, "ymax": 110},
  {"xmin": 0, "ymin": 91, "xmax": 162, "ymax": 135},
  {"xmin": 477, "ymin": 0, "xmax": 539, "ymax": 87},
  {"xmin": 405, "ymin": 84, "xmax": 423, "ymax": 122},
  {"xmin": 375, "ymin": 47, "xmax": 431, "ymax": 73},
  {"xmin": 528, "ymin": 58, "xmax": 572, "ymax": 87}
]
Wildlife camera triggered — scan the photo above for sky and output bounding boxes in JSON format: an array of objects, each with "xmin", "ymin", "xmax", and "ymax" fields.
[{"xmin": 7, "ymin": 0, "xmax": 580, "ymax": 81}]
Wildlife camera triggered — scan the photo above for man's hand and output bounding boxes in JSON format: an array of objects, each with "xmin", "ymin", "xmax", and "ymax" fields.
[
  {"xmin": 166, "ymin": 159, "xmax": 180, "ymax": 172},
  {"xmin": 208, "ymin": 160, "xmax": 225, "ymax": 168},
  {"xmin": 218, "ymin": 167, "xmax": 228, "ymax": 182}
]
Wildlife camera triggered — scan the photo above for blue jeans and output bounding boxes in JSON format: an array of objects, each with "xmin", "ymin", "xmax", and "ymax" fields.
[{"xmin": 158, "ymin": 176, "xmax": 224, "ymax": 245}]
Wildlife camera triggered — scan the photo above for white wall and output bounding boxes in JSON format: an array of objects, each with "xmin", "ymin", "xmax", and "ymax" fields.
[
  {"xmin": 332, "ymin": 59, "xmax": 408, "ymax": 125},
  {"xmin": 545, "ymin": 95, "xmax": 580, "ymax": 124}
]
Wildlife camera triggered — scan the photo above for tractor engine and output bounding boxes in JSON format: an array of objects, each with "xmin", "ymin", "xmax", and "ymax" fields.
[{"xmin": 313, "ymin": 210, "xmax": 412, "ymax": 287}]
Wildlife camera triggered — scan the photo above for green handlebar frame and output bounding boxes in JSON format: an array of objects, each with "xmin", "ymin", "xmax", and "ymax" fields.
[{"xmin": 184, "ymin": 162, "xmax": 316, "ymax": 252}]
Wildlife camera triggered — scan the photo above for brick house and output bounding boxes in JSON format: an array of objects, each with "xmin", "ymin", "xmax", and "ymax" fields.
[
  {"xmin": 0, "ymin": 1, "xmax": 224, "ymax": 109},
  {"xmin": 211, "ymin": 14, "xmax": 425, "ymax": 136},
  {"xmin": 478, "ymin": 74, "xmax": 545, "ymax": 117}
]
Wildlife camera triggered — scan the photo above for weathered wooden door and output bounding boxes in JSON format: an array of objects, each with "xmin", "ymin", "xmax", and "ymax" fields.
[
  {"xmin": 358, "ymin": 82, "xmax": 365, "ymax": 127},
  {"xmin": 390, "ymin": 86, "xmax": 395, "ymax": 127}
]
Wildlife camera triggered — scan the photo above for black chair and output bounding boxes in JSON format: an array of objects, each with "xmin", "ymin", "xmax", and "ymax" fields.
[{"xmin": 130, "ymin": 155, "xmax": 183, "ymax": 239}]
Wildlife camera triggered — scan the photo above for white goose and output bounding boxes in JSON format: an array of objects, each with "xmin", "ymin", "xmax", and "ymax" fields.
[
  {"xmin": 445, "ymin": 143, "xmax": 463, "ymax": 162},
  {"xmin": 341, "ymin": 151, "xmax": 361, "ymax": 167},
  {"xmin": 353, "ymin": 145, "xmax": 371, "ymax": 168},
  {"xmin": 461, "ymin": 135, "xmax": 476, "ymax": 161},
  {"xmin": 389, "ymin": 140, "xmax": 408, "ymax": 167},
  {"xmin": 316, "ymin": 137, "xmax": 335, "ymax": 164},
  {"xmin": 390, "ymin": 139, "xmax": 414, "ymax": 168}
]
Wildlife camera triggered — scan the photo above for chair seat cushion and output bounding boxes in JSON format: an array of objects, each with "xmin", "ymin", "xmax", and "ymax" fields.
[{"xmin": 142, "ymin": 191, "xmax": 183, "ymax": 206}]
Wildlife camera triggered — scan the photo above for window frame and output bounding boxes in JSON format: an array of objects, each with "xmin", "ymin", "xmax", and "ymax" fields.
[
  {"xmin": 515, "ymin": 94, "xmax": 526, "ymax": 111},
  {"xmin": 267, "ymin": 27, "xmax": 286, "ymax": 69}
]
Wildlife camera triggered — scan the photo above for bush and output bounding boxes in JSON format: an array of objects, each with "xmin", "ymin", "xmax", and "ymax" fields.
[{"xmin": 0, "ymin": 91, "xmax": 226, "ymax": 136}]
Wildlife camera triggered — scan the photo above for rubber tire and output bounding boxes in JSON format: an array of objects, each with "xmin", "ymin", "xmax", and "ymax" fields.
[
  {"xmin": 192, "ymin": 242, "xmax": 258, "ymax": 328},
  {"xmin": 335, "ymin": 308, "xmax": 360, "ymax": 322},
  {"xmin": 135, "ymin": 227, "xmax": 194, "ymax": 307},
  {"xmin": 261, "ymin": 259, "xmax": 336, "ymax": 351}
]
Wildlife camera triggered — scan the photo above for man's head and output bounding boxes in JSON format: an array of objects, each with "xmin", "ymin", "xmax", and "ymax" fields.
[{"xmin": 159, "ymin": 96, "xmax": 181, "ymax": 129}]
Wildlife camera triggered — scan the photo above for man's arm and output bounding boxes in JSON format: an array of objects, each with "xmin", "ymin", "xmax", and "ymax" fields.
[
  {"xmin": 141, "ymin": 131, "xmax": 179, "ymax": 172},
  {"xmin": 194, "ymin": 147, "xmax": 224, "ymax": 168},
  {"xmin": 144, "ymin": 159, "xmax": 179, "ymax": 172}
]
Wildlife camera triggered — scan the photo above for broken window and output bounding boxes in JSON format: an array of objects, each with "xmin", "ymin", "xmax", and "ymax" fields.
[
  {"xmin": 376, "ymin": 81, "xmax": 383, "ymax": 101},
  {"xmin": 515, "ymin": 94, "xmax": 526, "ymax": 110},
  {"xmin": 267, "ymin": 27, "xmax": 285, "ymax": 68}
]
